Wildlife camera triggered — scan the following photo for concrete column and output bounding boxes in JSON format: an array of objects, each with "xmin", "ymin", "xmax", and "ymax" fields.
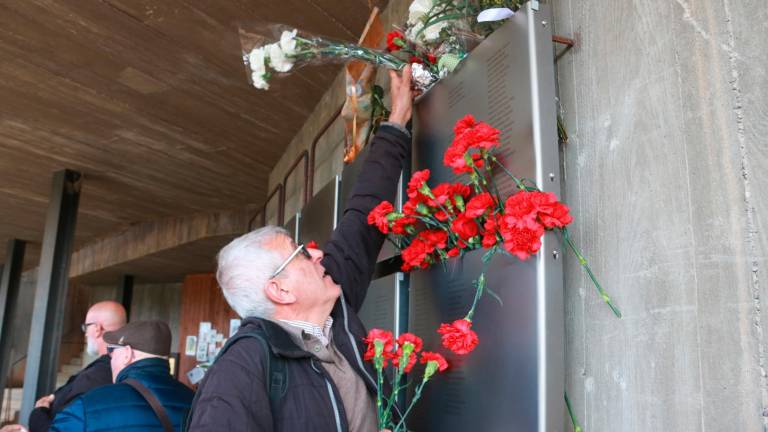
[
  {"xmin": 20, "ymin": 170, "xmax": 81, "ymax": 422},
  {"xmin": 553, "ymin": 0, "xmax": 768, "ymax": 430}
]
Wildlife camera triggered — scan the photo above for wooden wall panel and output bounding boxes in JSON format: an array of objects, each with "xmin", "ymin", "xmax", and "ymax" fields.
[{"xmin": 177, "ymin": 273, "xmax": 237, "ymax": 387}]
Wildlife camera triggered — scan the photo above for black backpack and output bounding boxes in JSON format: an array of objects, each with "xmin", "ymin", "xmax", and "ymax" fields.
[{"xmin": 183, "ymin": 329, "xmax": 288, "ymax": 431}]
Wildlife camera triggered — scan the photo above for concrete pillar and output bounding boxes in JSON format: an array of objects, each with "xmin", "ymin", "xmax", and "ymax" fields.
[{"xmin": 553, "ymin": 0, "xmax": 768, "ymax": 430}]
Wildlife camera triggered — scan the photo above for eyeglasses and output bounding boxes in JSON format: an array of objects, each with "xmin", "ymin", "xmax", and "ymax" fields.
[
  {"xmin": 271, "ymin": 244, "xmax": 312, "ymax": 279},
  {"xmin": 81, "ymin": 322, "xmax": 97, "ymax": 333},
  {"xmin": 106, "ymin": 344, "xmax": 126, "ymax": 355}
]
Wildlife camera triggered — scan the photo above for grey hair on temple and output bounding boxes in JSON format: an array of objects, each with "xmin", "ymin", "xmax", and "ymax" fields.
[{"xmin": 216, "ymin": 225, "xmax": 290, "ymax": 319}]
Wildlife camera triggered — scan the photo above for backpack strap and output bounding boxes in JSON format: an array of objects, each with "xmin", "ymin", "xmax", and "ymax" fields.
[
  {"xmin": 125, "ymin": 378, "xmax": 173, "ymax": 432},
  {"xmin": 183, "ymin": 329, "xmax": 287, "ymax": 431}
]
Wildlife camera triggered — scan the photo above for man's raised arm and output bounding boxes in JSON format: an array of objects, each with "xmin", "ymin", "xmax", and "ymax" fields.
[{"xmin": 322, "ymin": 66, "xmax": 414, "ymax": 311}]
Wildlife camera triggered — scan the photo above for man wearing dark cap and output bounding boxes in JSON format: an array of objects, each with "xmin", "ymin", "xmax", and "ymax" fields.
[{"xmin": 49, "ymin": 320, "xmax": 193, "ymax": 432}]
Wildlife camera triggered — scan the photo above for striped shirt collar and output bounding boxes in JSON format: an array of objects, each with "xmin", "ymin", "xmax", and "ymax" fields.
[{"xmin": 278, "ymin": 317, "xmax": 334, "ymax": 346}]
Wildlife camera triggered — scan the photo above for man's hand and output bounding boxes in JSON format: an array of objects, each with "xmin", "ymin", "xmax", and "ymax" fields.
[
  {"xmin": 34, "ymin": 394, "xmax": 54, "ymax": 409},
  {"xmin": 0, "ymin": 425, "xmax": 28, "ymax": 432},
  {"xmin": 387, "ymin": 64, "xmax": 414, "ymax": 127}
]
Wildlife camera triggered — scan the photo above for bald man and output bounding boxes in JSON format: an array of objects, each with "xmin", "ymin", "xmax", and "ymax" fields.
[{"xmin": 25, "ymin": 301, "xmax": 127, "ymax": 432}]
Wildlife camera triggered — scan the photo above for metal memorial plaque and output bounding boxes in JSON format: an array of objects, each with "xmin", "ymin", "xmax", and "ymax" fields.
[
  {"xmin": 283, "ymin": 213, "xmax": 300, "ymax": 243},
  {"xmin": 298, "ymin": 175, "xmax": 340, "ymax": 247},
  {"xmin": 357, "ymin": 272, "xmax": 402, "ymax": 334},
  {"xmin": 409, "ymin": 3, "xmax": 564, "ymax": 431}
]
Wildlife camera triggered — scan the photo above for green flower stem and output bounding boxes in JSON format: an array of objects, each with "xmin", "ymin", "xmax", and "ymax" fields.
[
  {"xmin": 565, "ymin": 392, "xmax": 583, "ymax": 432},
  {"xmin": 465, "ymin": 271, "xmax": 486, "ymax": 321},
  {"xmin": 561, "ymin": 227, "xmax": 622, "ymax": 318},
  {"xmin": 373, "ymin": 340, "xmax": 386, "ymax": 430},
  {"xmin": 418, "ymin": 12, "xmax": 475, "ymax": 39},
  {"xmin": 394, "ymin": 376, "xmax": 430, "ymax": 432},
  {"xmin": 292, "ymin": 37, "xmax": 405, "ymax": 70},
  {"xmin": 490, "ymin": 156, "xmax": 526, "ymax": 191}
]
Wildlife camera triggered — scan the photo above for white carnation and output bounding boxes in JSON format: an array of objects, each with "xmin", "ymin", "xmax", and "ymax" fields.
[
  {"xmin": 248, "ymin": 47, "xmax": 269, "ymax": 89},
  {"xmin": 406, "ymin": 21, "xmax": 424, "ymax": 42},
  {"xmin": 248, "ymin": 47, "xmax": 267, "ymax": 75},
  {"xmin": 279, "ymin": 29, "xmax": 298, "ymax": 56},
  {"xmin": 408, "ymin": 0, "xmax": 433, "ymax": 25},
  {"xmin": 251, "ymin": 71, "xmax": 270, "ymax": 90},
  {"xmin": 422, "ymin": 20, "xmax": 449, "ymax": 42},
  {"xmin": 266, "ymin": 43, "xmax": 294, "ymax": 73}
]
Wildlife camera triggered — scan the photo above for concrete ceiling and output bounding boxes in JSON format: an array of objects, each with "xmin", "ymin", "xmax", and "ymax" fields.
[{"xmin": 0, "ymin": 0, "xmax": 385, "ymax": 278}]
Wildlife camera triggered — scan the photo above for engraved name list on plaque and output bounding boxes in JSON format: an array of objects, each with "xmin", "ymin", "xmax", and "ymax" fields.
[{"xmin": 408, "ymin": 3, "xmax": 564, "ymax": 431}]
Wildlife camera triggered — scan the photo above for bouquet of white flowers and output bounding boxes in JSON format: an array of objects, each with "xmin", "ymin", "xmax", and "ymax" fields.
[
  {"xmin": 240, "ymin": 25, "xmax": 412, "ymax": 91},
  {"xmin": 238, "ymin": 1, "xmax": 523, "ymax": 93}
]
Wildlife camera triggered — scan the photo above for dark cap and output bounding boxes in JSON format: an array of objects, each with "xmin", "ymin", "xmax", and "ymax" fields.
[{"xmin": 104, "ymin": 320, "xmax": 171, "ymax": 357}]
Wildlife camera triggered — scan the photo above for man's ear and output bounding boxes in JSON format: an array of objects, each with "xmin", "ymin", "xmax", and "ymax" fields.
[
  {"xmin": 94, "ymin": 323, "xmax": 104, "ymax": 338},
  {"xmin": 264, "ymin": 280, "xmax": 296, "ymax": 305}
]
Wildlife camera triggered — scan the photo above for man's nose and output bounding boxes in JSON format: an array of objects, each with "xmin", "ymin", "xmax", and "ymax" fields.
[{"xmin": 309, "ymin": 248, "xmax": 323, "ymax": 262}]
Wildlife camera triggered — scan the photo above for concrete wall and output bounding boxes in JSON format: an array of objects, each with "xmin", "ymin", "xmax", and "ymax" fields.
[
  {"xmin": 71, "ymin": 282, "xmax": 182, "ymax": 362},
  {"xmin": 129, "ymin": 283, "xmax": 182, "ymax": 351},
  {"xmin": 553, "ymin": 0, "xmax": 768, "ymax": 430}
]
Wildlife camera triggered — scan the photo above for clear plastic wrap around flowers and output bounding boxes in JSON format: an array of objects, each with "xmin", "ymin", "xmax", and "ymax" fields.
[
  {"xmin": 239, "ymin": 23, "xmax": 421, "ymax": 91},
  {"xmin": 238, "ymin": 2, "xmax": 526, "ymax": 94}
]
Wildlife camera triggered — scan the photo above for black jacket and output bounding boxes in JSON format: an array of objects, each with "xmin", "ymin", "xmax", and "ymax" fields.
[
  {"xmin": 187, "ymin": 124, "xmax": 411, "ymax": 432},
  {"xmin": 28, "ymin": 354, "xmax": 112, "ymax": 432}
]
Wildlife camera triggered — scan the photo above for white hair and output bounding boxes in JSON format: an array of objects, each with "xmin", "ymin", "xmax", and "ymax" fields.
[{"xmin": 216, "ymin": 226, "xmax": 290, "ymax": 319}]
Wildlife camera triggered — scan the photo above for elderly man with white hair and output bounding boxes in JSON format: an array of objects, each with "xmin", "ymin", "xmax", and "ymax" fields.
[{"xmin": 187, "ymin": 66, "xmax": 414, "ymax": 432}]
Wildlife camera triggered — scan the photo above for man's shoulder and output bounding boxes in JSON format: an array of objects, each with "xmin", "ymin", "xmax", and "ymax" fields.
[
  {"xmin": 74, "ymin": 381, "xmax": 134, "ymax": 408},
  {"xmin": 73, "ymin": 355, "xmax": 112, "ymax": 383}
]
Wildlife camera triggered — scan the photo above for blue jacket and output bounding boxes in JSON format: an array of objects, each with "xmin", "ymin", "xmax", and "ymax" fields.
[{"xmin": 50, "ymin": 357, "xmax": 194, "ymax": 432}]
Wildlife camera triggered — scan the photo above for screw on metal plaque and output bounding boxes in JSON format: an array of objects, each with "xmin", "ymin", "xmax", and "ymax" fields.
[
  {"xmin": 549, "ymin": 173, "xmax": 555, "ymax": 182},
  {"xmin": 541, "ymin": 20, "xmax": 548, "ymax": 27},
  {"xmin": 552, "ymin": 250, "xmax": 559, "ymax": 260}
]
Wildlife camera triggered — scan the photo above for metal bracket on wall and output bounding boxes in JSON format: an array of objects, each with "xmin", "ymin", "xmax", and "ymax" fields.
[{"xmin": 552, "ymin": 35, "xmax": 575, "ymax": 61}]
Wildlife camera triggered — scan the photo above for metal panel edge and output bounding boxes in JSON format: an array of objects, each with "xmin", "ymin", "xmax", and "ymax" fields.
[{"xmin": 528, "ymin": 3, "xmax": 565, "ymax": 431}]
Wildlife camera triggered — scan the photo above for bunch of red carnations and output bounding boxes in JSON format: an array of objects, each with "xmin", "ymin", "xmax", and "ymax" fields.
[
  {"xmin": 368, "ymin": 114, "xmax": 621, "ymax": 339},
  {"xmin": 363, "ymin": 329, "xmax": 448, "ymax": 431}
]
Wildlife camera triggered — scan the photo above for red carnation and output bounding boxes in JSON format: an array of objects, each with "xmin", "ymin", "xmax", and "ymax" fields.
[
  {"xmin": 443, "ymin": 138, "xmax": 471, "ymax": 174},
  {"xmin": 531, "ymin": 192, "xmax": 573, "ymax": 228},
  {"xmin": 407, "ymin": 169, "xmax": 431, "ymax": 199},
  {"xmin": 437, "ymin": 319, "xmax": 479, "ymax": 355},
  {"xmin": 451, "ymin": 183, "xmax": 471, "ymax": 199},
  {"xmin": 464, "ymin": 192, "xmax": 495, "ymax": 218},
  {"xmin": 450, "ymin": 214, "xmax": 479, "ymax": 241},
  {"xmin": 427, "ymin": 54, "xmax": 437, "ymax": 64},
  {"xmin": 446, "ymin": 247, "xmax": 460, "ymax": 257},
  {"xmin": 397, "ymin": 333, "xmax": 423, "ymax": 352},
  {"xmin": 503, "ymin": 191, "xmax": 542, "ymax": 230},
  {"xmin": 306, "ymin": 240, "xmax": 319, "ymax": 250},
  {"xmin": 363, "ymin": 328, "xmax": 395, "ymax": 365},
  {"xmin": 420, "ymin": 351, "xmax": 449, "ymax": 372},
  {"xmin": 419, "ymin": 229, "xmax": 448, "ymax": 249},
  {"xmin": 401, "ymin": 237, "xmax": 433, "ymax": 272},
  {"xmin": 392, "ymin": 333, "xmax": 423, "ymax": 372},
  {"xmin": 481, "ymin": 214, "xmax": 500, "ymax": 248},
  {"xmin": 453, "ymin": 114, "xmax": 477, "ymax": 137},
  {"xmin": 468, "ymin": 122, "xmax": 501, "ymax": 150},
  {"xmin": 391, "ymin": 216, "xmax": 416, "ymax": 235},
  {"xmin": 402, "ymin": 199, "xmax": 419, "ymax": 216},
  {"xmin": 367, "ymin": 201, "xmax": 395, "ymax": 234},
  {"xmin": 428, "ymin": 183, "xmax": 452, "ymax": 207},
  {"xmin": 386, "ymin": 30, "xmax": 405, "ymax": 52},
  {"xmin": 434, "ymin": 210, "xmax": 450, "ymax": 222},
  {"xmin": 409, "ymin": 55, "xmax": 424, "ymax": 64},
  {"xmin": 444, "ymin": 116, "xmax": 501, "ymax": 174},
  {"xmin": 499, "ymin": 221, "xmax": 544, "ymax": 260}
]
